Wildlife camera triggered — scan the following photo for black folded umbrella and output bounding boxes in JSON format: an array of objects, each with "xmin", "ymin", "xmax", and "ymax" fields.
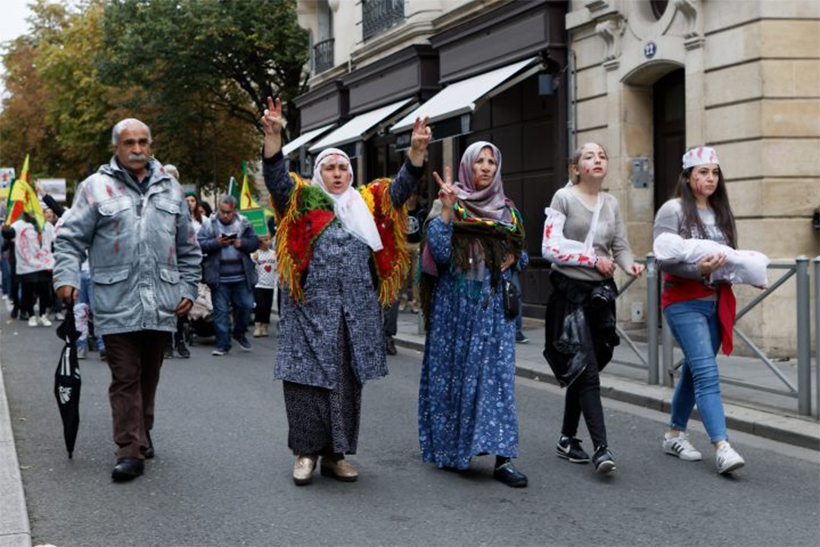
[{"xmin": 54, "ymin": 304, "xmax": 82, "ymax": 458}]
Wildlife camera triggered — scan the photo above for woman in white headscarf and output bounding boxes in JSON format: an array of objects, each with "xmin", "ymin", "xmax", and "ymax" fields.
[{"xmin": 261, "ymin": 97, "xmax": 431, "ymax": 486}]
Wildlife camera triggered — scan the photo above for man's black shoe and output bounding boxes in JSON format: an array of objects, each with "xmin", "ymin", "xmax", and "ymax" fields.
[
  {"xmin": 164, "ymin": 343, "xmax": 173, "ymax": 359},
  {"xmin": 493, "ymin": 461, "xmax": 528, "ymax": 487},
  {"xmin": 592, "ymin": 444, "xmax": 616, "ymax": 474},
  {"xmin": 556, "ymin": 436, "xmax": 590, "ymax": 463},
  {"xmin": 385, "ymin": 337, "xmax": 397, "ymax": 356},
  {"xmin": 112, "ymin": 457, "xmax": 144, "ymax": 482},
  {"xmin": 176, "ymin": 342, "xmax": 191, "ymax": 359},
  {"xmin": 10, "ymin": 307, "xmax": 18, "ymax": 319},
  {"xmin": 141, "ymin": 431, "xmax": 155, "ymax": 459}
]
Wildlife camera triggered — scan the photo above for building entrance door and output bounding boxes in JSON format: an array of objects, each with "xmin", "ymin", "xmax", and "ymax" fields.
[{"xmin": 653, "ymin": 69, "xmax": 685, "ymax": 211}]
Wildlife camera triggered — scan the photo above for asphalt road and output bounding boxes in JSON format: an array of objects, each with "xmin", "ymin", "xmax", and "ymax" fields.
[{"xmin": 2, "ymin": 319, "xmax": 819, "ymax": 547}]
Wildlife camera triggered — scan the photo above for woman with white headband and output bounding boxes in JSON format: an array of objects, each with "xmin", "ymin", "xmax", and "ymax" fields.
[
  {"xmin": 653, "ymin": 145, "xmax": 746, "ymax": 475},
  {"xmin": 260, "ymin": 97, "xmax": 431, "ymax": 486}
]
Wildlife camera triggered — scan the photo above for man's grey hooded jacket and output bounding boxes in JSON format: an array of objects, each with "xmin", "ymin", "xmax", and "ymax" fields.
[{"xmin": 53, "ymin": 157, "xmax": 202, "ymax": 336}]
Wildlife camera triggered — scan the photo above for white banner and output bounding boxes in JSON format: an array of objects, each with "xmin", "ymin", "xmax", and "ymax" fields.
[{"xmin": 37, "ymin": 178, "xmax": 67, "ymax": 202}]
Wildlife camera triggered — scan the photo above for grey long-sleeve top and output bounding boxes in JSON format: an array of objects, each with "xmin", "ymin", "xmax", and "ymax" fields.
[
  {"xmin": 549, "ymin": 187, "xmax": 635, "ymax": 282},
  {"xmin": 262, "ymin": 152, "xmax": 423, "ymax": 389}
]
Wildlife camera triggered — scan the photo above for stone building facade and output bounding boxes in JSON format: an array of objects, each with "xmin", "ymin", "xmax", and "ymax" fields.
[{"xmin": 567, "ymin": 0, "xmax": 819, "ymax": 354}]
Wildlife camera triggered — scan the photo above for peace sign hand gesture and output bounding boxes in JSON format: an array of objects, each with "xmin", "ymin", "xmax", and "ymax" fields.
[
  {"xmin": 262, "ymin": 96, "xmax": 286, "ymax": 158},
  {"xmin": 407, "ymin": 116, "xmax": 431, "ymax": 167},
  {"xmin": 262, "ymin": 96, "xmax": 285, "ymax": 137},
  {"xmin": 433, "ymin": 166, "xmax": 457, "ymax": 224}
]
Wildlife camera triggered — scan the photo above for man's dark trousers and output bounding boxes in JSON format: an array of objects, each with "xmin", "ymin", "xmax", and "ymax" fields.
[{"xmin": 103, "ymin": 330, "xmax": 168, "ymax": 459}]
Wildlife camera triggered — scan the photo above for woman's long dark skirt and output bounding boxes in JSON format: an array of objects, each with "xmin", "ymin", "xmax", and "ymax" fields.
[{"xmin": 282, "ymin": 321, "xmax": 362, "ymax": 456}]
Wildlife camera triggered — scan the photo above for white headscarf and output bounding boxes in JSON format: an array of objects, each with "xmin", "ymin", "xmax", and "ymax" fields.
[{"xmin": 311, "ymin": 148, "xmax": 383, "ymax": 251}]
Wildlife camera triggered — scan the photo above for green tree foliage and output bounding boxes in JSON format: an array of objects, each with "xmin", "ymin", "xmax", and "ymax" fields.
[
  {"xmin": 98, "ymin": 0, "xmax": 309, "ymax": 132},
  {"xmin": 0, "ymin": 0, "xmax": 309, "ymax": 192}
]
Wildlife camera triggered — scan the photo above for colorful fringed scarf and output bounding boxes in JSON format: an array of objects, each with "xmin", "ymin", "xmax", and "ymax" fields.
[
  {"xmin": 419, "ymin": 201, "xmax": 525, "ymax": 326},
  {"xmin": 274, "ymin": 173, "xmax": 409, "ymax": 307}
]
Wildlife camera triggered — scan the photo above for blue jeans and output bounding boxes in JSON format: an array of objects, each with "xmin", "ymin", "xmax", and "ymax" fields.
[
  {"xmin": 664, "ymin": 299, "xmax": 727, "ymax": 443},
  {"xmin": 77, "ymin": 270, "xmax": 105, "ymax": 351},
  {"xmin": 212, "ymin": 281, "xmax": 254, "ymax": 351},
  {"xmin": 511, "ymin": 271, "xmax": 524, "ymax": 336},
  {"xmin": 0, "ymin": 255, "xmax": 10, "ymax": 296}
]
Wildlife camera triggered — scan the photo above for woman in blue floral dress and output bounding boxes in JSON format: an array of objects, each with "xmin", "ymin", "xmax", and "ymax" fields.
[{"xmin": 418, "ymin": 141, "xmax": 529, "ymax": 487}]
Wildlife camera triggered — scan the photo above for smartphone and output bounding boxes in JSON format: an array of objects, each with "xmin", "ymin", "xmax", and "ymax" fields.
[{"xmin": 223, "ymin": 233, "xmax": 238, "ymax": 240}]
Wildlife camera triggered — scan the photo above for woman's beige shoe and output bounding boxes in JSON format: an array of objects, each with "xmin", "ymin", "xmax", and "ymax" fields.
[
  {"xmin": 320, "ymin": 457, "xmax": 358, "ymax": 482},
  {"xmin": 292, "ymin": 455, "xmax": 317, "ymax": 485},
  {"xmin": 253, "ymin": 323, "xmax": 263, "ymax": 338}
]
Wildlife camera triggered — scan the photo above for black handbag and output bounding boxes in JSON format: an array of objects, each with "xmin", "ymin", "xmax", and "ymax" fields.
[{"xmin": 502, "ymin": 278, "xmax": 519, "ymax": 318}]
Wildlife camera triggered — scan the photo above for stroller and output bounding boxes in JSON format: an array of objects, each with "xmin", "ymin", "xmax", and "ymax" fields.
[{"xmin": 185, "ymin": 283, "xmax": 215, "ymax": 344}]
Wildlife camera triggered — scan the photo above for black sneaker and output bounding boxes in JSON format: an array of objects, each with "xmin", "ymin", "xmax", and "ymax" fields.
[
  {"xmin": 233, "ymin": 334, "xmax": 252, "ymax": 352},
  {"xmin": 493, "ymin": 461, "xmax": 528, "ymax": 488},
  {"xmin": 176, "ymin": 342, "xmax": 191, "ymax": 359},
  {"xmin": 515, "ymin": 332, "xmax": 529, "ymax": 344},
  {"xmin": 556, "ymin": 436, "xmax": 590, "ymax": 463},
  {"xmin": 592, "ymin": 445, "xmax": 616, "ymax": 474}
]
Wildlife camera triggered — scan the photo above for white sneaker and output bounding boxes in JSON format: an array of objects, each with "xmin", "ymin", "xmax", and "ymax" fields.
[
  {"xmin": 38, "ymin": 315, "xmax": 52, "ymax": 327},
  {"xmin": 28, "ymin": 316, "xmax": 38, "ymax": 327},
  {"xmin": 663, "ymin": 432, "xmax": 703, "ymax": 461},
  {"xmin": 55, "ymin": 312, "xmax": 65, "ymax": 321},
  {"xmin": 716, "ymin": 443, "xmax": 745, "ymax": 474}
]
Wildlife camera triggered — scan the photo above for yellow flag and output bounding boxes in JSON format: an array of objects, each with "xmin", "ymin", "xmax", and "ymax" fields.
[
  {"xmin": 239, "ymin": 161, "xmax": 259, "ymax": 210},
  {"xmin": 7, "ymin": 155, "xmax": 45, "ymax": 231}
]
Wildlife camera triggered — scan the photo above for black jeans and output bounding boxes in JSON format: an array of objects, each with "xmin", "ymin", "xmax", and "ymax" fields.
[
  {"xmin": 254, "ymin": 287, "xmax": 274, "ymax": 324},
  {"xmin": 561, "ymin": 358, "xmax": 607, "ymax": 450},
  {"xmin": 19, "ymin": 271, "xmax": 51, "ymax": 317}
]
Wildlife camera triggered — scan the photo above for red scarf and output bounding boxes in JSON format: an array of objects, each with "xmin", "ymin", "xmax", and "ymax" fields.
[{"xmin": 661, "ymin": 273, "xmax": 736, "ymax": 355}]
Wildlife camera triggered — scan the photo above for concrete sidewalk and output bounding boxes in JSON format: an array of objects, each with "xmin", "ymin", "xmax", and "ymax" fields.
[
  {"xmin": 0, "ymin": 340, "xmax": 31, "ymax": 547},
  {"xmin": 392, "ymin": 310, "xmax": 820, "ymax": 451}
]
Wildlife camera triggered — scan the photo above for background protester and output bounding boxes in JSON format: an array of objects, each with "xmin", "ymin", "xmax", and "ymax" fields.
[
  {"xmin": 261, "ymin": 96, "xmax": 430, "ymax": 486},
  {"xmin": 198, "ymin": 195, "xmax": 259, "ymax": 356},
  {"xmin": 541, "ymin": 142, "xmax": 644, "ymax": 475},
  {"xmin": 399, "ymin": 188, "xmax": 426, "ymax": 314},
  {"xmin": 163, "ymin": 164, "xmax": 193, "ymax": 359},
  {"xmin": 418, "ymin": 141, "xmax": 529, "ymax": 487},
  {"xmin": 252, "ymin": 235, "xmax": 277, "ymax": 337},
  {"xmin": 653, "ymin": 145, "xmax": 747, "ymax": 475},
  {"xmin": 2, "ymin": 212, "xmax": 55, "ymax": 327}
]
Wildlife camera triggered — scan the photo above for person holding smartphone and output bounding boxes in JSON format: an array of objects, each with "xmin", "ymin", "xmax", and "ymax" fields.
[{"xmin": 197, "ymin": 195, "xmax": 260, "ymax": 356}]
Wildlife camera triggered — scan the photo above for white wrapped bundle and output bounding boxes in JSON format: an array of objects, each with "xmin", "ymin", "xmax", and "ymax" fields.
[{"xmin": 653, "ymin": 233, "xmax": 770, "ymax": 287}]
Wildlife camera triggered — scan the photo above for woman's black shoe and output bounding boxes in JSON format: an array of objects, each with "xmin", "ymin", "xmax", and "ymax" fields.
[{"xmin": 493, "ymin": 461, "xmax": 528, "ymax": 487}]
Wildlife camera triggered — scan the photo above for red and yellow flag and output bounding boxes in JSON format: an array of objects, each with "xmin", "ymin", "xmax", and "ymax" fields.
[{"xmin": 5, "ymin": 155, "xmax": 45, "ymax": 231}]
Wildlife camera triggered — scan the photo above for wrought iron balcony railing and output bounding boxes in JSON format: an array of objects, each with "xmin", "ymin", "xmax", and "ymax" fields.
[
  {"xmin": 362, "ymin": 0, "xmax": 405, "ymax": 41},
  {"xmin": 313, "ymin": 38, "xmax": 335, "ymax": 74}
]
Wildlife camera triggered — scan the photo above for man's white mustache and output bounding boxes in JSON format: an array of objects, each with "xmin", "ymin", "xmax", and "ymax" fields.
[{"xmin": 128, "ymin": 154, "xmax": 148, "ymax": 162}]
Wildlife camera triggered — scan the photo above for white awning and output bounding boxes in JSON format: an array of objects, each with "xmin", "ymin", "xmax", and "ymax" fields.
[
  {"xmin": 282, "ymin": 124, "xmax": 334, "ymax": 156},
  {"xmin": 390, "ymin": 57, "xmax": 541, "ymax": 134},
  {"xmin": 309, "ymin": 98, "xmax": 415, "ymax": 152}
]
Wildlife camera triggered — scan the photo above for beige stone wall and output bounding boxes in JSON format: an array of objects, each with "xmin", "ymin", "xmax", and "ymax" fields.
[{"xmin": 567, "ymin": 0, "xmax": 820, "ymax": 356}]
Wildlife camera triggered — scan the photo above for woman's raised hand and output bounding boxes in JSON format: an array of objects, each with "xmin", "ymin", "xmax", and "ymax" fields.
[
  {"xmin": 433, "ymin": 166, "xmax": 457, "ymax": 209},
  {"xmin": 262, "ymin": 96, "xmax": 285, "ymax": 136},
  {"xmin": 407, "ymin": 116, "xmax": 431, "ymax": 167}
]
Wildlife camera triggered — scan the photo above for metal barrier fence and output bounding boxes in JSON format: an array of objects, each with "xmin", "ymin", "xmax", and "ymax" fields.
[{"xmin": 616, "ymin": 254, "xmax": 818, "ymax": 417}]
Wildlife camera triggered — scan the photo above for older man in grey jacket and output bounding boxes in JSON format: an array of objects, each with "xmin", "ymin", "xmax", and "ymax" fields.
[{"xmin": 54, "ymin": 118, "xmax": 201, "ymax": 482}]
